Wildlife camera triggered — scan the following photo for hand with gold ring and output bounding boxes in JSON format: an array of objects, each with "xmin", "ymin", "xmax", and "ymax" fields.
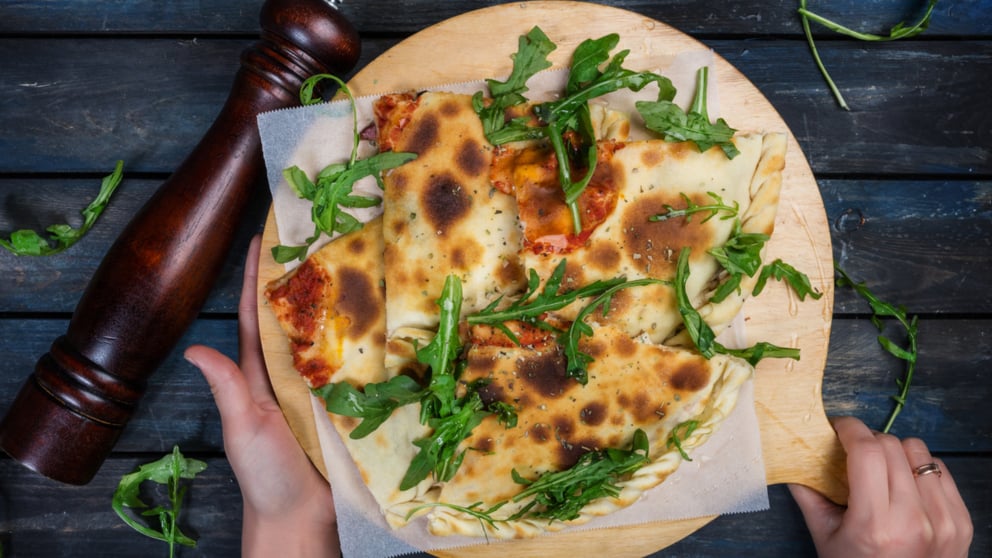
[{"xmin": 788, "ymin": 416, "xmax": 973, "ymax": 558}]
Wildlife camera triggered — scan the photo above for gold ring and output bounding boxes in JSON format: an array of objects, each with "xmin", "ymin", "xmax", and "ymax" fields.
[{"xmin": 913, "ymin": 462, "xmax": 942, "ymax": 478}]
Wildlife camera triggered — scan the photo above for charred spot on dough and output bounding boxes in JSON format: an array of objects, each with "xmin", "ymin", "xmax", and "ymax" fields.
[
  {"xmin": 579, "ymin": 402, "xmax": 607, "ymax": 426},
  {"xmin": 530, "ymin": 423, "xmax": 552, "ymax": 443},
  {"xmin": 641, "ymin": 141, "xmax": 696, "ymax": 168},
  {"xmin": 582, "ymin": 335, "xmax": 608, "ymax": 360},
  {"xmin": 388, "ymin": 169, "xmax": 409, "ymax": 197},
  {"xmin": 449, "ymin": 238, "xmax": 483, "ymax": 269},
  {"xmin": 334, "ymin": 267, "xmax": 381, "ymax": 340},
  {"xmin": 476, "ymin": 380, "xmax": 508, "ymax": 407},
  {"xmin": 402, "ymin": 113, "xmax": 440, "ymax": 154},
  {"xmin": 618, "ymin": 390, "xmax": 662, "ymax": 423},
  {"xmin": 556, "ymin": 437, "xmax": 602, "ymax": 470},
  {"xmin": 494, "ymin": 254, "xmax": 525, "ymax": 289},
  {"xmin": 612, "ymin": 331, "xmax": 638, "ymax": 358},
  {"xmin": 422, "ymin": 174, "xmax": 471, "ymax": 234},
  {"xmin": 669, "ymin": 358, "xmax": 711, "ymax": 392},
  {"xmin": 456, "ymin": 138, "xmax": 488, "ymax": 177},
  {"xmin": 473, "ymin": 436, "xmax": 495, "ymax": 454},
  {"xmin": 553, "ymin": 416, "xmax": 576, "ymax": 439},
  {"xmin": 517, "ymin": 349, "xmax": 571, "ymax": 399},
  {"xmin": 439, "ymin": 99, "xmax": 461, "ymax": 117},
  {"xmin": 345, "ymin": 236, "xmax": 367, "ymax": 255},
  {"xmin": 587, "ymin": 239, "xmax": 622, "ymax": 272},
  {"xmin": 621, "ymin": 191, "xmax": 715, "ymax": 276}
]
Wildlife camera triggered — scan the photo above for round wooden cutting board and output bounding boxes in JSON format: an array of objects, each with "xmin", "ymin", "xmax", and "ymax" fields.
[{"xmin": 257, "ymin": 2, "xmax": 845, "ymax": 556}]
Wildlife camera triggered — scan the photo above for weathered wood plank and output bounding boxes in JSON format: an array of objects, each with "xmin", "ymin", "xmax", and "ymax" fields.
[
  {"xmin": 1, "ymin": 38, "xmax": 988, "ymax": 175},
  {"xmin": 1, "ymin": 0, "xmax": 988, "ymax": 37},
  {"xmin": 0, "ymin": 318, "xmax": 236, "ymax": 453},
  {"xmin": 0, "ymin": 178, "xmax": 271, "ymax": 314},
  {"xmin": 0, "ymin": 456, "xmax": 242, "ymax": 557},
  {"xmin": 0, "ymin": 456, "xmax": 986, "ymax": 557},
  {"xmin": 4, "ymin": 179, "xmax": 988, "ymax": 314},
  {"xmin": 0, "ymin": 317, "xmax": 987, "ymax": 455}
]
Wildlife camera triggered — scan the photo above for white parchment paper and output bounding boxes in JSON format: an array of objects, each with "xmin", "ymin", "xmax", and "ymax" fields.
[{"xmin": 257, "ymin": 49, "xmax": 769, "ymax": 557}]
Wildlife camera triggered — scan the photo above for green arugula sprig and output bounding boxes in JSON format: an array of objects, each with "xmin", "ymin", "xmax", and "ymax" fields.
[
  {"xmin": 406, "ymin": 429, "xmax": 651, "ymax": 529},
  {"xmin": 667, "ymin": 419, "xmax": 700, "ymax": 461},
  {"xmin": 317, "ymin": 375, "xmax": 423, "ymax": 439},
  {"xmin": 708, "ymin": 220, "xmax": 769, "ymax": 303},
  {"xmin": 507, "ymin": 429, "xmax": 650, "ymax": 522},
  {"xmin": 649, "ymin": 191, "xmax": 739, "ymax": 224},
  {"xmin": 835, "ymin": 265, "xmax": 919, "ymax": 433},
  {"xmin": 467, "ymin": 259, "xmax": 627, "ymax": 343},
  {"xmin": 112, "ymin": 446, "xmax": 207, "ymax": 558},
  {"xmin": 468, "ymin": 259, "xmax": 665, "ymax": 385},
  {"xmin": 474, "ymin": 27, "xmax": 556, "ymax": 141},
  {"xmin": 416, "ymin": 275, "xmax": 465, "ymax": 421},
  {"xmin": 637, "ymin": 66, "xmax": 740, "ymax": 159},
  {"xmin": 674, "ymin": 247, "xmax": 800, "ymax": 366},
  {"xmin": 799, "ymin": 0, "xmax": 939, "ymax": 110},
  {"xmin": 560, "ymin": 277, "xmax": 667, "ymax": 384},
  {"xmin": 273, "ymin": 75, "xmax": 416, "ymax": 263},
  {"xmin": 754, "ymin": 258, "xmax": 824, "ymax": 302},
  {"xmin": 476, "ymin": 27, "xmax": 673, "ymax": 234},
  {"xmin": 318, "ymin": 275, "xmax": 514, "ymax": 490},
  {"xmin": 1, "ymin": 160, "xmax": 124, "ymax": 256}
]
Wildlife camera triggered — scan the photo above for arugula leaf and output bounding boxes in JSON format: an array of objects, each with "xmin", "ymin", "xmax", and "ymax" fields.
[
  {"xmin": 835, "ymin": 265, "xmax": 919, "ymax": 433},
  {"xmin": 507, "ymin": 429, "xmax": 650, "ymax": 522},
  {"xmin": 753, "ymin": 258, "xmax": 824, "ymax": 301},
  {"xmin": 799, "ymin": 0, "xmax": 939, "ymax": 109},
  {"xmin": 674, "ymin": 247, "xmax": 800, "ymax": 365},
  {"xmin": 534, "ymin": 35, "xmax": 673, "ymax": 233},
  {"xmin": 649, "ymin": 191, "xmax": 739, "ymax": 224},
  {"xmin": 473, "ymin": 26, "xmax": 556, "ymax": 139},
  {"xmin": 477, "ymin": 28, "xmax": 673, "ymax": 234},
  {"xmin": 2, "ymin": 160, "xmax": 124, "ymax": 257},
  {"xmin": 416, "ymin": 274, "xmax": 464, "ymax": 420},
  {"xmin": 314, "ymin": 375, "xmax": 424, "ymax": 439},
  {"xmin": 561, "ymin": 277, "xmax": 667, "ymax": 384},
  {"xmin": 274, "ymin": 151, "xmax": 416, "ymax": 263},
  {"xmin": 401, "ymin": 392, "xmax": 491, "ymax": 490},
  {"xmin": 637, "ymin": 66, "xmax": 739, "ymax": 158},
  {"xmin": 673, "ymin": 247, "xmax": 718, "ymax": 359},
  {"xmin": 112, "ymin": 446, "xmax": 207, "ymax": 557},
  {"xmin": 406, "ymin": 430, "xmax": 650, "ymax": 528},
  {"xmin": 467, "ymin": 259, "xmax": 627, "ymax": 344},
  {"xmin": 717, "ymin": 341, "xmax": 800, "ymax": 367},
  {"xmin": 273, "ymin": 75, "xmax": 416, "ymax": 263},
  {"xmin": 402, "ymin": 275, "xmax": 493, "ymax": 489},
  {"xmin": 666, "ymin": 420, "xmax": 700, "ymax": 461},
  {"xmin": 707, "ymin": 220, "xmax": 769, "ymax": 303}
]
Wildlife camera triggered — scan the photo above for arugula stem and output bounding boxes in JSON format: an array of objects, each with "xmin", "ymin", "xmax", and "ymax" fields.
[
  {"xmin": 835, "ymin": 265, "xmax": 919, "ymax": 433},
  {"xmin": 800, "ymin": 0, "xmax": 850, "ymax": 110}
]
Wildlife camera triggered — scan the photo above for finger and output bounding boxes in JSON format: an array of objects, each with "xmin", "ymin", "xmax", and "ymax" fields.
[
  {"xmin": 931, "ymin": 457, "xmax": 975, "ymax": 557},
  {"xmin": 185, "ymin": 344, "xmax": 254, "ymax": 425},
  {"xmin": 831, "ymin": 416, "xmax": 889, "ymax": 522},
  {"xmin": 875, "ymin": 431, "xmax": 922, "ymax": 511},
  {"xmin": 238, "ymin": 235, "xmax": 276, "ymax": 402},
  {"xmin": 788, "ymin": 483, "xmax": 844, "ymax": 541}
]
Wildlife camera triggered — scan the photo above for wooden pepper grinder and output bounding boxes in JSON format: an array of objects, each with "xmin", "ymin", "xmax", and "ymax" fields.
[{"xmin": 0, "ymin": 0, "xmax": 360, "ymax": 485}]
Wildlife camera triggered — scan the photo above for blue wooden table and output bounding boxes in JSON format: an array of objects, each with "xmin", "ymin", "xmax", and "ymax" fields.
[{"xmin": 0, "ymin": 1, "xmax": 988, "ymax": 556}]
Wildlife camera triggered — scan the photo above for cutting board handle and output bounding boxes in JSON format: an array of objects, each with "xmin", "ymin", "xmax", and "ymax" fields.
[{"xmin": 0, "ymin": 0, "xmax": 359, "ymax": 485}]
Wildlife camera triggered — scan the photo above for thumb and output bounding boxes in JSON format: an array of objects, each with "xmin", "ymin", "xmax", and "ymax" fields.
[
  {"xmin": 788, "ymin": 483, "xmax": 845, "ymax": 541},
  {"xmin": 185, "ymin": 344, "xmax": 253, "ymax": 424}
]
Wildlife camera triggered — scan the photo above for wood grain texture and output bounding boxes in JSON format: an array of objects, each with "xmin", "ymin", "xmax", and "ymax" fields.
[
  {"xmin": 4, "ymin": 179, "xmax": 988, "ymax": 314},
  {"xmin": 2, "ymin": 38, "xmax": 988, "ymax": 176},
  {"xmin": 3, "ymin": 0, "xmax": 990, "ymax": 37}
]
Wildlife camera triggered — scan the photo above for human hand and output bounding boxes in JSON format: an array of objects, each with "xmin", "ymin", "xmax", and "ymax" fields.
[
  {"xmin": 789, "ymin": 416, "xmax": 972, "ymax": 558},
  {"xmin": 185, "ymin": 235, "xmax": 339, "ymax": 558}
]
